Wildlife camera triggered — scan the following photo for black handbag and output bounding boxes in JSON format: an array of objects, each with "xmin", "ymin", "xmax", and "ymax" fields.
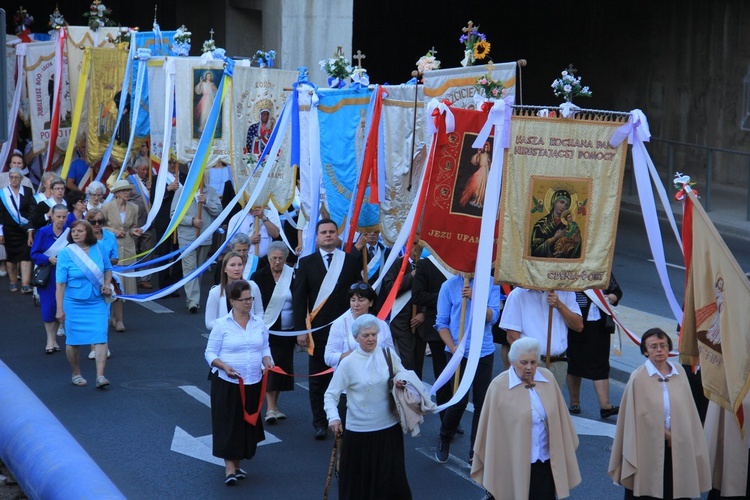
[
  {"xmin": 604, "ymin": 314, "xmax": 616, "ymax": 334},
  {"xmin": 32, "ymin": 265, "xmax": 52, "ymax": 287}
]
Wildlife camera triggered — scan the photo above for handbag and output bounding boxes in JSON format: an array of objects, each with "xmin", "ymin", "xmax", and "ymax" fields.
[
  {"xmin": 604, "ymin": 314, "xmax": 616, "ymax": 334},
  {"xmin": 32, "ymin": 265, "xmax": 52, "ymax": 287},
  {"xmin": 382, "ymin": 348, "xmax": 399, "ymax": 418}
]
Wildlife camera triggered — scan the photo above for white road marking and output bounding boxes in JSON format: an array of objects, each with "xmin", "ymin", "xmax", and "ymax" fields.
[
  {"xmin": 571, "ymin": 415, "xmax": 616, "ymax": 438},
  {"xmin": 416, "ymin": 447, "xmax": 481, "ymax": 488},
  {"xmin": 135, "ymin": 301, "xmax": 174, "ymax": 313},
  {"xmin": 180, "ymin": 385, "xmax": 211, "ymax": 407},
  {"xmin": 648, "ymin": 259, "xmax": 686, "ymax": 271}
]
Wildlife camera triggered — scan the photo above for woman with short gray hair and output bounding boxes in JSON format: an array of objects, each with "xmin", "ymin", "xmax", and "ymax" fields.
[
  {"xmin": 0, "ymin": 166, "xmax": 36, "ymax": 293},
  {"xmin": 508, "ymin": 336, "xmax": 540, "ymax": 364},
  {"xmin": 85, "ymin": 181, "xmax": 107, "ymax": 212}
]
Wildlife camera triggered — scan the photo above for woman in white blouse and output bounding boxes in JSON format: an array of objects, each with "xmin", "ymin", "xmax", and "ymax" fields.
[
  {"xmin": 204, "ymin": 280, "xmax": 274, "ymax": 486},
  {"xmin": 324, "ymin": 314, "xmax": 412, "ymax": 499},
  {"xmin": 205, "ymin": 251, "xmax": 263, "ymax": 331},
  {"xmin": 324, "ymin": 281, "xmax": 394, "ymax": 370}
]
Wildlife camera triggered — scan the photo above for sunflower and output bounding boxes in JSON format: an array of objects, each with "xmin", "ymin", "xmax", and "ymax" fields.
[{"xmin": 473, "ymin": 40, "xmax": 490, "ymax": 60}]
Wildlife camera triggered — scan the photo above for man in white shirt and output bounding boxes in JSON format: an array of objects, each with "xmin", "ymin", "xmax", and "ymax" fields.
[{"xmin": 500, "ymin": 287, "xmax": 583, "ymax": 390}]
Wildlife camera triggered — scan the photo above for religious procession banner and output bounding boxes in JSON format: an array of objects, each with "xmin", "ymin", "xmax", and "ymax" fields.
[
  {"xmin": 680, "ymin": 188, "xmax": 750, "ymax": 435},
  {"xmin": 86, "ymin": 47, "xmax": 129, "ymax": 165},
  {"xmin": 24, "ymin": 41, "xmax": 72, "ymax": 155},
  {"xmin": 421, "ymin": 62, "xmax": 516, "ymax": 109},
  {"xmin": 66, "ymin": 26, "xmax": 119, "ymax": 135},
  {"xmin": 5, "ymin": 36, "xmax": 18, "ymax": 118},
  {"xmin": 130, "ymin": 31, "xmax": 177, "ymax": 140},
  {"xmin": 317, "ymin": 87, "xmax": 376, "ymax": 231},
  {"xmin": 231, "ymin": 65, "xmax": 297, "ymax": 210},
  {"xmin": 379, "ymin": 84, "xmax": 428, "ymax": 247},
  {"xmin": 173, "ymin": 57, "xmax": 231, "ymax": 167},
  {"xmin": 494, "ymin": 113, "xmax": 628, "ymax": 290},
  {"xmin": 420, "ymin": 105, "xmax": 497, "ymax": 274},
  {"xmin": 146, "ymin": 57, "xmax": 174, "ymax": 165}
]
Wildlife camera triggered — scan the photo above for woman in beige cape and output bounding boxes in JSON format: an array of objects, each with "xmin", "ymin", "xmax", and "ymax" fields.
[
  {"xmin": 100, "ymin": 180, "xmax": 141, "ymax": 295},
  {"xmin": 471, "ymin": 337, "xmax": 580, "ymax": 499},
  {"xmin": 608, "ymin": 328, "xmax": 710, "ymax": 499}
]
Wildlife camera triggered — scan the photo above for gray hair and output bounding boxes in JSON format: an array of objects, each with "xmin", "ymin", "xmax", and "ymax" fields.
[
  {"xmin": 8, "ymin": 167, "xmax": 24, "ymax": 177},
  {"xmin": 134, "ymin": 157, "xmax": 150, "ymax": 169},
  {"xmin": 230, "ymin": 232, "xmax": 251, "ymax": 247},
  {"xmin": 267, "ymin": 241, "xmax": 289, "ymax": 258},
  {"xmin": 86, "ymin": 181, "xmax": 106, "ymax": 195},
  {"xmin": 51, "ymin": 203, "xmax": 68, "ymax": 216},
  {"xmin": 508, "ymin": 337, "xmax": 541, "ymax": 364},
  {"xmin": 351, "ymin": 313, "xmax": 380, "ymax": 339}
]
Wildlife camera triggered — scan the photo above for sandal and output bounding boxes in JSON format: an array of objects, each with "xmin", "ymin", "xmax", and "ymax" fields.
[
  {"xmin": 600, "ymin": 406, "xmax": 619, "ymax": 419},
  {"xmin": 45, "ymin": 348, "xmax": 54, "ymax": 355},
  {"xmin": 71, "ymin": 375, "xmax": 88, "ymax": 386},
  {"xmin": 96, "ymin": 376, "xmax": 110, "ymax": 389},
  {"xmin": 9, "ymin": 284, "xmax": 18, "ymax": 292},
  {"xmin": 21, "ymin": 285, "xmax": 32, "ymax": 294},
  {"xmin": 569, "ymin": 404, "xmax": 581, "ymax": 415}
]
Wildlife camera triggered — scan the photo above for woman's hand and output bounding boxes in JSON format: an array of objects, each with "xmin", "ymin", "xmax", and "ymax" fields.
[
  {"xmin": 329, "ymin": 419, "xmax": 343, "ymax": 437},
  {"xmin": 395, "ymin": 379, "xmax": 407, "ymax": 389},
  {"xmin": 410, "ymin": 312, "xmax": 425, "ymax": 330},
  {"xmin": 48, "ymin": 256, "xmax": 57, "ymax": 265},
  {"xmin": 102, "ymin": 284, "xmax": 112, "ymax": 296},
  {"xmin": 297, "ymin": 334, "xmax": 308, "ymax": 347},
  {"xmin": 132, "ymin": 228, "xmax": 143, "ymax": 237},
  {"xmin": 223, "ymin": 364, "xmax": 239, "ymax": 379},
  {"xmin": 262, "ymin": 356, "xmax": 274, "ymax": 371},
  {"xmin": 56, "ymin": 309, "xmax": 65, "ymax": 323},
  {"xmin": 115, "ymin": 229, "xmax": 126, "ymax": 238},
  {"xmin": 607, "ymin": 293, "xmax": 618, "ymax": 305}
]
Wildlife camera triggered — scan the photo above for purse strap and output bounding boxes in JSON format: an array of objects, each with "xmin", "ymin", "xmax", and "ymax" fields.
[{"xmin": 383, "ymin": 347, "xmax": 394, "ymax": 380}]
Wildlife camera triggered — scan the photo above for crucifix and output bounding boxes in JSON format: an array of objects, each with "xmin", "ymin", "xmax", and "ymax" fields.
[
  {"xmin": 566, "ymin": 63, "xmax": 578, "ymax": 75},
  {"xmin": 209, "ymin": 28, "xmax": 214, "ymax": 41},
  {"xmin": 430, "ymin": 46, "xmax": 438, "ymax": 55},
  {"xmin": 353, "ymin": 50, "xmax": 366, "ymax": 69},
  {"xmin": 484, "ymin": 61, "xmax": 496, "ymax": 74},
  {"xmin": 462, "ymin": 20, "xmax": 475, "ymax": 36}
]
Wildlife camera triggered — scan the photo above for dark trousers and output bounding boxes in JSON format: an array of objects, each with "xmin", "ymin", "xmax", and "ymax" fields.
[
  {"xmin": 439, "ymin": 352, "xmax": 494, "ymax": 447},
  {"xmin": 155, "ymin": 233, "xmax": 182, "ymax": 289},
  {"xmin": 426, "ymin": 341, "xmax": 450, "ymax": 418},
  {"xmin": 624, "ymin": 443, "xmax": 687, "ymax": 500},
  {"xmin": 529, "ymin": 460, "xmax": 556, "ymax": 499},
  {"xmin": 308, "ymin": 354, "xmax": 333, "ymax": 429}
]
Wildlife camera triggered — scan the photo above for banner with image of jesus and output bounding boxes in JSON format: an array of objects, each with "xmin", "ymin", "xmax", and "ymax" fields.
[{"xmin": 494, "ymin": 113, "xmax": 628, "ymax": 291}]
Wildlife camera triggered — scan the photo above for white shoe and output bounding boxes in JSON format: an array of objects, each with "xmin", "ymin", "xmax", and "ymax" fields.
[
  {"xmin": 0, "ymin": 270, "xmax": 7, "ymax": 277},
  {"xmin": 57, "ymin": 327, "xmax": 65, "ymax": 337},
  {"xmin": 88, "ymin": 351, "xmax": 96, "ymax": 359},
  {"xmin": 107, "ymin": 349, "xmax": 111, "ymax": 358}
]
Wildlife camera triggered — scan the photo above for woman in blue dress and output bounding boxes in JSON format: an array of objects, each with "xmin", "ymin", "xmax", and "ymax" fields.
[
  {"xmin": 56, "ymin": 220, "xmax": 114, "ymax": 388},
  {"xmin": 85, "ymin": 208, "xmax": 119, "ymax": 359},
  {"xmin": 30, "ymin": 204, "xmax": 69, "ymax": 354}
]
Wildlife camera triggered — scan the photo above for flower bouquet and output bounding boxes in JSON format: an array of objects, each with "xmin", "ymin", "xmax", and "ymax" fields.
[
  {"xmin": 172, "ymin": 25, "xmax": 191, "ymax": 57},
  {"xmin": 475, "ymin": 70, "xmax": 506, "ymax": 100},
  {"xmin": 83, "ymin": 1, "xmax": 116, "ymax": 32},
  {"xmin": 319, "ymin": 51, "xmax": 353, "ymax": 88},
  {"xmin": 416, "ymin": 49, "xmax": 441, "ymax": 74},
  {"xmin": 551, "ymin": 65, "xmax": 592, "ymax": 103},
  {"xmin": 459, "ymin": 21, "xmax": 490, "ymax": 67},
  {"xmin": 14, "ymin": 6, "xmax": 34, "ymax": 34},
  {"xmin": 48, "ymin": 7, "xmax": 65, "ymax": 34},
  {"xmin": 202, "ymin": 37, "xmax": 216, "ymax": 54},
  {"xmin": 252, "ymin": 50, "xmax": 276, "ymax": 68}
]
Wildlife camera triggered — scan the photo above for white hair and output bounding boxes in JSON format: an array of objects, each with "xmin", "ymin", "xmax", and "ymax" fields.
[
  {"xmin": 351, "ymin": 314, "xmax": 380, "ymax": 339},
  {"xmin": 508, "ymin": 337, "xmax": 541, "ymax": 364}
]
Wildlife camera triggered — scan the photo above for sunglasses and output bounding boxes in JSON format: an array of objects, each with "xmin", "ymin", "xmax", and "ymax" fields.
[
  {"xmin": 89, "ymin": 219, "xmax": 105, "ymax": 225},
  {"xmin": 350, "ymin": 282, "xmax": 371, "ymax": 291}
]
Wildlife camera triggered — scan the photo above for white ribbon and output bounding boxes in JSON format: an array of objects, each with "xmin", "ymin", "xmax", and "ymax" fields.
[
  {"xmin": 0, "ymin": 45, "xmax": 27, "ymax": 170},
  {"xmin": 559, "ymin": 102, "xmax": 580, "ymax": 119},
  {"xmin": 471, "ymin": 95, "xmax": 514, "ymax": 150},
  {"xmin": 425, "ymin": 98, "xmax": 455, "ymax": 135},
  {"xmin": 537, "ymin": 108, "xmax": 550, "ymax": 118},
  {"xmin": 610, "ymin": 110, "xmax": 683, "ymax": 324},
  {"xmin": 301, "ymin": 87, "xmax": 322, "ymax": 258}
]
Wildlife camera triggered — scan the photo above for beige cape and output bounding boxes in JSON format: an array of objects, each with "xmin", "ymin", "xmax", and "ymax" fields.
[
  {"xmin": 608, "ymin": 363, "xmax": 711, "ymax": 498},
  {"xmin": 470, "ymin": 368, "xmax": 580, "ymax": 499}
]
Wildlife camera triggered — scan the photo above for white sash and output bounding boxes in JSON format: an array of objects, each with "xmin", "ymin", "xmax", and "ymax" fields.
[
  {"xmin": 263, "ymin": 265, "xmax": 293, "ymax": 328},
  {"xmin": 43, "ymin": 228, "xmax": 70, "ymax": 258},
  {"xmin": 34, "ymin": 193, "xmax": 46, "ymax": 203},
  {"xmin": 77, "ymin": 167, "xmax": 93, "ymax": 190},
  {"xmin": 427, "ymin": 254, "xmax": 453, "ymax": 280},
  {"xmin": 366, "ymin": 245, "xmax": 382, "ymax": 278},
  {"xmin": 392, "ymin": 289, "xmax": 412, "ymax": 318},
  {"xmin": 68, "ymin": 244, "xmax": 104, "ymax": 289},
  {"xmin": 242, "ymin": 254, "xmax": 260, "ymax": 280},
  {"xmin": 313, "ymin": 249, "xmax": 345, "ymax": 311}
]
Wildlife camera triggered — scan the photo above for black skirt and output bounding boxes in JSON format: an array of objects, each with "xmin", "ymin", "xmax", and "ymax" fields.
[
  {"xmin": 210, "ymin": 373, "xmax": 266, "ymax": 460},
  {"xmin": 268, "ymin": 332, "xmax": 296, "ymax": 392},
  {"xmin": 4, "ymin": 222, "xmax": 30, "ymax": 262},
  {"xmin": 339, "ymin": 423, "xmax": 412, "ymax": 500},
  {"xmin": 567, "ymin": 319, "xmax": 611, "ymax": 380}
]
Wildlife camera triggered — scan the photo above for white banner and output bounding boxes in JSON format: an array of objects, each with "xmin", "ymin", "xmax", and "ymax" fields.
[
  {"xmin": 147, "ymin": 57, "xmax": 174, "ymax": 162},
  {"xmin": 421, "ymin": 62, "xmax": 517, "ymax": 109},
  {"xmin": 24, "ymin": 41, "xmax": 71, "ymax": 155}
]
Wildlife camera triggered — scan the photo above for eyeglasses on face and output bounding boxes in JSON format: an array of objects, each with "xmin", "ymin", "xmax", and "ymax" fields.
[
  {"xmin": 350, "ymin": 282, "xmax": 370, "ymax": 291},
  {"xmin": 89, "ymin": 219, "xmax": 105, "ymax": 225},
  {"xmin": 233, "ymin": 297, "xmax": 254, "ymax": 304}
]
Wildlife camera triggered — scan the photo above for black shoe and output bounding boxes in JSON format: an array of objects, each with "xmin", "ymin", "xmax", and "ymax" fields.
[
  {"xmin": 435, "ymin": 439, "xmax": 450, "ymax": 464},
  {"xmin": 314, "ymin": 427, "xmax": 327, "ymax": 440},
  {"xmin": 189, "ymin": 306, "xmax": 198, "ymax": 314},
  {"xmin": 235, "ymin": 469, "xmax": 247, "ymax": 480},
  {"xmin": 224, "ymin": 474, "xmax": 237, "ymax": 486},
  {"xmin": 569, "ymin": 404, "xmax": 582, "ymax": 415},
  {"xmin": 600, "ymin": 405, "xmax": 619, "ymax": 419}
]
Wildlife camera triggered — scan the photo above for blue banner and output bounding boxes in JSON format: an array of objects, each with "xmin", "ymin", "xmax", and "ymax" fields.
[{"xmin": 131, "ymin": 31, "xmax": 177, "ymax": 138}]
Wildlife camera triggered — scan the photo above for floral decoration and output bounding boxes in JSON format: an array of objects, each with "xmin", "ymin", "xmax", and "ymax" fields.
[
  {"xmin": 202, "ymin": 36, "xmax": 216, "ymax": 54},
  {"xmin": 474, "ymin": 69, "xmax": 506, "ymax": 100},
  {"xmin": 14, "ymin": 6, "xmax": 34, "ymax": 34},
  {"xmin": 416, "ymin": 49, "xmax": 441, "ymax": 74},
  {"xmin": 172, "ymin": 25, "xmax": 191, "ymax": 57},
  {"xmin": 459, "ymin": 21, "xmax": 489, "ymax": 66},
  {"xmin": 252, "ymin": 50, "xmax": 276, "ymax": 68},
  {"xmin": 83, "ymin": 0, "xmax": 116, "ymax": 31},
  {"xmin": 551, "ymin": 65, "xmax": 592, "ymax": 102},
  {"xmin": 48, "ymin": 7, "xmax": 66, "ymax": 34},
  {"xmin": 319, "ymin": 50, "xmax": 353, "ymax": 88}
]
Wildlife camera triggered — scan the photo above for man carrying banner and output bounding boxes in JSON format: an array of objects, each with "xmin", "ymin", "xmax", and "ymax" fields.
[
  {"xmin": 293, "ymin": 219, "xmax": 361, "ymax": 440},
  {"xmin": 500, "ymin": 288, "xmax": 583, "ymax": 390},
  {"xmin": 129, "ymin": 158, "xmax": 156, "ymax": 290},
  {"xmin": 434, "ymin": 274, "xmax": 500, "ymax": 466},
  {"xmin": 65, "ymin": 141, "xmax": 90, "ymax": 193},
  {"xmin": 350, "ymin": 229, "xmax": 389, "ymax": 286}
]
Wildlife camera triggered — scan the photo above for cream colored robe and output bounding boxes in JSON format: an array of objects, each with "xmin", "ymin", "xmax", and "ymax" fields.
[
  {"xmin": 471, "ymin": 367, "xmax": 581, "ymax": 500},
  {"xmin": 704, "ymin": 396, "xmax": 750, "ymax": 497},
  {"xmin": 100, "ymin": 199, "xmax": 139, "ymax": 295},
  {"xmin": 608, "ymin": 363, "xmax": 711, "ymax": 498}
]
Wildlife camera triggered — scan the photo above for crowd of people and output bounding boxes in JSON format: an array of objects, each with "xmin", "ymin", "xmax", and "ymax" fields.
[{"xmin": 0, "ymin": 140, "xmax": 735, "ymax": 499}]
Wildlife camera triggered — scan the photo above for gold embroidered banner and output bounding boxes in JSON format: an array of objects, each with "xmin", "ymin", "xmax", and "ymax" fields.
[
  {"xmin": 231, "ymin": 64, "xmax": 297, "ymax": 210},
  {"xmin": 494, "ymin": 113, "xmax": 627, "ymax": 290},
  {"xmin": 86, "ymin": 47, "xmax": 128, "ymax": 164}
]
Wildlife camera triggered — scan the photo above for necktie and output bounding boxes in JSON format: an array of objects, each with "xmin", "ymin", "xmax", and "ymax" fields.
[
  {"xmin": 326, "ymin": 253, "xmax": 333, "ymax": 269},
  {"xmin": 367, "ymin": 246, "xmax": 375, "ymax": 261}
]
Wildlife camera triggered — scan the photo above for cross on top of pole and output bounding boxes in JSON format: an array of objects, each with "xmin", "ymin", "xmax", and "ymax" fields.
[{"xmin": 353, "ymin": 50, "xmax": 366, "ymax": 69}]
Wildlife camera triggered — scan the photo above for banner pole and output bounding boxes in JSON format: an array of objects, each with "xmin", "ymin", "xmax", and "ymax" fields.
[
  {"xmin": 453, "ymin": 276, "xmax": 470, "ymax": 393},
  {"xmin": 545, "ymin": 302, "xmax": 553, "ymax": 369}
]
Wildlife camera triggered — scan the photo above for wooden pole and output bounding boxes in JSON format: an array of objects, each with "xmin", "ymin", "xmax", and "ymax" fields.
[
  {"xmin": 545, "ymin": 303, "xmax": 554, "ymax": 369},
  {"xmin": 453, "ymin": 276, "xmax": 470, "ymax": 394},
  {"xmin": 362, "ymin": 247, "xmax": 369, "ymax": 284},
  {"xmin": 323, "ymin": 436, "xmax": 339, "ymax": 500},
  {"xmin": 253, "ymin": 211, "xmax": 261, "ymax": 256}
]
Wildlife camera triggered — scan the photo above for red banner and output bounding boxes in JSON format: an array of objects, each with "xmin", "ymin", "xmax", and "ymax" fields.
[{"xmin": 420, "ymin": 105, "xmax": 497, "ymax": 274}]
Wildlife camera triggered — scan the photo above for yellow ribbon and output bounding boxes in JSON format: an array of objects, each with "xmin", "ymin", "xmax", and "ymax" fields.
[{"xmin": 60, "ymin": 48, "xmax": 91, "ymax": 179}]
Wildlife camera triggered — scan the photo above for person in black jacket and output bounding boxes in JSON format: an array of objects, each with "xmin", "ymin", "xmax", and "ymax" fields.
[
  {"xmin": 150, "ymin": 157, "xmax": 185, "ymax": 294},
  {"xmin": 292, "ymin": 219, "xmax": 362, "ymax": 440}
]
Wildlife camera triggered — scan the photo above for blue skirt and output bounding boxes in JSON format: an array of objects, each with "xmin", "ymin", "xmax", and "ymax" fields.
[{"xmin": 64, "ymin": 296, "xmax": 109, "ymax": 345}]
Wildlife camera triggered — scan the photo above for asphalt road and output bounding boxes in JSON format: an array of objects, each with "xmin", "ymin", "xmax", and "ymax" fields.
[{"xmin": 3, "ymin": 207, "xmax": 743, "ymax": 499}]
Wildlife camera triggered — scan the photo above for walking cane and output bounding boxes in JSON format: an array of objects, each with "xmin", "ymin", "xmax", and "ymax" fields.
[{"xmin": 323, "ymin": 436, "xmax": 339, "ymax": 500}]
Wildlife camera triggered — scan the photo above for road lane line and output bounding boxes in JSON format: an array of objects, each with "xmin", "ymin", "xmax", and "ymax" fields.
[
  {"xmin": 415, "ymin": 448, "xmax": 481, "ymax": 488},
  {"xmin": 136, "ymin": 301, "xmax": 174, "ymax": 313},
  {"xmin": 647, "ymin": 259, "xmax": 686, "ymax": 271}
]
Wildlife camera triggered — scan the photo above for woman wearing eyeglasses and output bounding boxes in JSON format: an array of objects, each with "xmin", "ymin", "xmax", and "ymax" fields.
[
  {"xmin": 204, "ymin": 279, "xmax": 274, "ymax": 486},
  {"xmin": 86, "ymin": 209, "xmax": 122, "ymax": 343},
  {"xmin": 65, "ymin": 190, "xmax": 87, "ymax": 225},
  {"xmin": 324, "ymin": 281, "xmax": 394, "ymax": 370},
  {"xmin": 609, "ymin": 328, "xmax": 710, "ymax": 499}
]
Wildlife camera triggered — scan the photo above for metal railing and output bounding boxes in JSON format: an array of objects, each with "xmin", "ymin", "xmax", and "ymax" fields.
[{"xmin": 633, "ymin": 138, "xmax": 750, "ymax": 221}]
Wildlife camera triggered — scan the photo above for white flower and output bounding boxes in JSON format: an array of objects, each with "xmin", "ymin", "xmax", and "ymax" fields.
[
  {"xmin": 563, "ymin": 84, "xmax": 572, "ymax": 92},
  {"xmin": 561, "ymin": 71, "xmax": 568, "ymax": 76}
]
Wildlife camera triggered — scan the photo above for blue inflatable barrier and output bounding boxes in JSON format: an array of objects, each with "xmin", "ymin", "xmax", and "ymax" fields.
[{"xmin": 0, "ymin": 361, "xmax": 125, "ymax": 499}]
